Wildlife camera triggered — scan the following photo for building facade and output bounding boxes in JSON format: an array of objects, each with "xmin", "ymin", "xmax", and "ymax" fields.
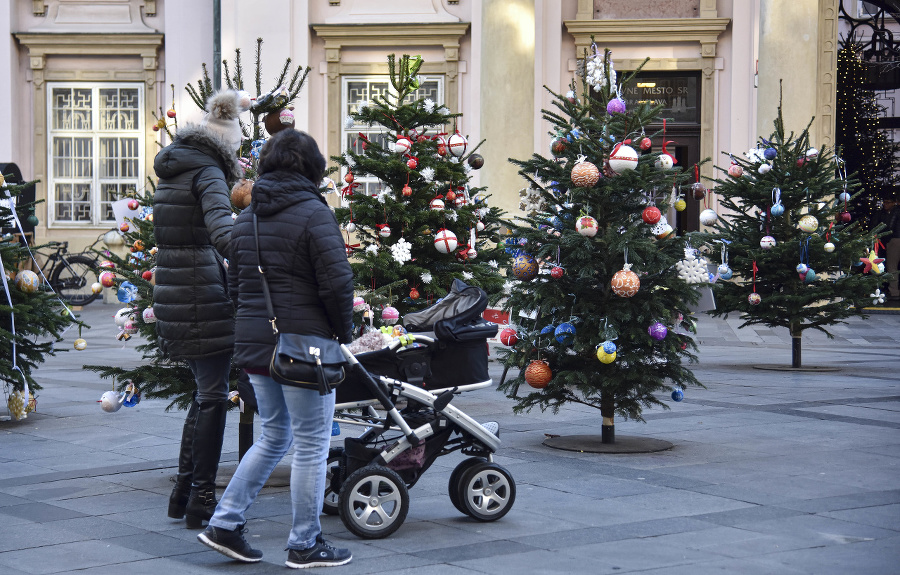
[{"xmin": 2, "ymin": 0, "xmax": 849, "ymax": 250}]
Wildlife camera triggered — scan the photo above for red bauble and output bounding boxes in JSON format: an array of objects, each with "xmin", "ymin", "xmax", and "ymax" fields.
[
  {"xmin": 344, "ymin": 172, "xmax": 354, "ymax": 184},
  {"xmin": 642, "ymin": 206, "xmax": 662, "ymax": 225},
  {"xmin": 407, "ymin": 157, "xmax": 418, "ymax": 169},
  {"xmin": 141, "ymin": 270, "xmax": 153, "ymax": 281},
  {"xmin": 550, "ymin": 266, "xmax": 564, "ymax": 279},
  {"xmin": 438, "ymin": 144, "xmax": 447, "ymax": 156},
  {"xmin": 119, "ymin": 222, "xmax": 130, "ymax": 233},
  {"xmin": 499, "ymin": 328, "xmax": 518, "ymax": 346},
  {"xmin": 166, "ymin": 108, "xmax": 176, "ymax": 118},
  {"xmin": 446, "ymin": 190, "xmax": 456, "ymax": 201},
  {"xmin": 524, "ymin": 360, "xmax": 552, "ymax": 389},
  {"xmin": 127, "ymin": 199, "xmax": 140, "ymax": 211},
  {"xmin": 409, "ymin": 288, "xmax": 420, "ymax": 300},
  {"xmin": 402, "ymin": 185, "xmax": 412, "ymax": 197},
  {"xmin": 152, "ymin": 125, "xmax": 160, "ymax": 132},
  {"xmin": 796, "ymin": 158, "xmax": 807, "ymax": 167},
  {"xmin": 639, "ymin": 137, "xmax": 652, "ymax": 151},
  {"xmin": 838, "ymin": 211, "xmax": 852, "ymax": 223}
]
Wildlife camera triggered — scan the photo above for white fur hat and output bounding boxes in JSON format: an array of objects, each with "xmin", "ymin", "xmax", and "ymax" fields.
[{"xmin": 200, "ymin": 90, "xmax": 243, "ymax": 152}]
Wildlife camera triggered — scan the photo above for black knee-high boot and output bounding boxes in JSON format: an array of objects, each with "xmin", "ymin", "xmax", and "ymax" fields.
[
  {"xmin": 168, "ymin": 399, "xmax": 199, "ymax": 519},
  {"xmin": 185, "ymin": 400, "xmax": 228, "ymax": 529}
]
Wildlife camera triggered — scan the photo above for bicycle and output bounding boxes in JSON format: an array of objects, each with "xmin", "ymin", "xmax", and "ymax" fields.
[{"xmin": 36, "ymin": 234, "xmax": 105, "ymax": 307}]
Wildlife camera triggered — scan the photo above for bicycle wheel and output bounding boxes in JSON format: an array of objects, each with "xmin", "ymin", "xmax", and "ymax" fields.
[{"xmin": 50, "ymin": 255, "xmax": 100, "ymax": 306}]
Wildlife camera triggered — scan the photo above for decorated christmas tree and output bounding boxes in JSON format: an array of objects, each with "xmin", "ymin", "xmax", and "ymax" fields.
[
  {"xmin": 705, "ymin": 100, "xmax": 885, "ymax": 368},
  {"xmin": 0, "ymin": 175, "xmax": 80, "ymax": 419},
  {"xmin": 498, "ymin": 46, "xmax": 705, "ymax": 446},
  {"xmin": 83, "ymin": 39, "xmax": 310, "ymax": 410},
  {"xmin": 332, "ymin": 54, "xmax": 508, "ymax": 331}
]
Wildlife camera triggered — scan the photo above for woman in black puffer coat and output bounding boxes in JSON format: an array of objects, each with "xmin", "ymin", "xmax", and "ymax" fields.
[
  {"xmin": 198, "ymin": 130, "xmax": 354, "ymax": 567},
  {"xmin": 153, "ymin": 90, "xmax": 243, "ymax": 528}
]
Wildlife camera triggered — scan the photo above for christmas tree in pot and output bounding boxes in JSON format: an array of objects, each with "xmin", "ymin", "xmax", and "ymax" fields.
[
  {"xmin": 332, "ymin": 54, "xmax": 508, "ymax": 332},
  {"xmin": 499, "ymin": 46, "xmax": 707, "ymax": 449}
]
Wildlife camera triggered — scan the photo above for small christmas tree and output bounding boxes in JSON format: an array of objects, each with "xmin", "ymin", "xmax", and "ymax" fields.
[
  {"xmin": 332, "ymin": 54, "xmax": 508, "ymax": 331},
  {"xmin": 705, "ymin": 100, "xmax": 885, "ymax": 368},
  {"xmin": 0, "ymin": 175, "xmax": 79, "ymax": 419},
  {"xmin": 83, "ymin": 39, "xmax": 310, "ymax": 410},
  {"xmin": 498, "ymin": 46, "xmax": 705, "ymax": 446}
]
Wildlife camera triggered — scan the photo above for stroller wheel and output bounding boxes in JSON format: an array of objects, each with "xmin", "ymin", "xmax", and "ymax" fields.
[
  {"xmin": 457, "ymin": 462, "xmax": 516, "ymax": 522},
  {"xmin": 338, "ymin": 465, "xmax": 409, "ymax": 539},
  {"xmin": 322, "ymin": 448, "xmax": 344, "ymax": 516},
  {"xmin": 448, "ymin": 457, "xmax": 487, "ymax": 514}
]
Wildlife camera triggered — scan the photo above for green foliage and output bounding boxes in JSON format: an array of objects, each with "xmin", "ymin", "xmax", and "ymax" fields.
[
  {"xmin": 0, "ymin": 177, "xmax": 79, "ymax": 397},
  {"xmin": 499, "ymin": 48, "xmax": 704, "ymax": 423},
  {"xmin": 332, "ymin": 54, "xmax": 509, "ymax": 329},
  {"xmin": 703, "ymin": 101, "xmax": 886, "ymax": 349}
]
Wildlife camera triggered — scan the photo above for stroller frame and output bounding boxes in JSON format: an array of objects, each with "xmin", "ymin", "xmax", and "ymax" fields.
[{"xmin": 325, "ymin": 337, "xmax": 515, "ymax": 539}]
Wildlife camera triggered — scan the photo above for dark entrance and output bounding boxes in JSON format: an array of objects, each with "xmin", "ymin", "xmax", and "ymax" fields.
[{"xmin": 620, "ymin": 71, "xmax": 703, "ymax": 233}]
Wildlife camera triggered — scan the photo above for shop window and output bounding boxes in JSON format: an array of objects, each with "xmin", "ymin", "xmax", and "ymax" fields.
[
  {"xmin": 341, "ymin": 76, "xmax": 443, "ymax": 196},
  {"xmin": 47, "ymin": 83, "xmax": 144, "ymax": 226}
]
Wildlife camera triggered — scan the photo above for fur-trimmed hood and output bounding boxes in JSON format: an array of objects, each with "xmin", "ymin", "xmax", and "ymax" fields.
[{"xmin": 154, "ymin": 124, "xmax": 243, "ymax": 185}]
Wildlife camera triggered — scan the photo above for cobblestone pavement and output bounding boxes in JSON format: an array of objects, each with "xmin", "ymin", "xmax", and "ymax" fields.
[{"xmin": 0, "ymin": 304, "xmax": 897, "ymax": 574}]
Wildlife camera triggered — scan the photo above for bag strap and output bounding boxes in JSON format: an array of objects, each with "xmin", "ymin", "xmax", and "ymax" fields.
[{"xmin": 253, "ymin": 214, "xmax": 279, "ymax": 334}]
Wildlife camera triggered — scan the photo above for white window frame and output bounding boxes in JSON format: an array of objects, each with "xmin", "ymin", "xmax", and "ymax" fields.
[
  {"xmin": 46, "ymin": 82, "xmax": 145, "ymax": 228},
  {"xmin": 340, "ymin": 75, "xmax": 444, "ymax": 196}
]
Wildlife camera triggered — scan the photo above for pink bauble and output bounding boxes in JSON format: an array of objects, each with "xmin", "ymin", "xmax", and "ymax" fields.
[
  {"xmin": 728, "ymin": 164, "xmax": 743, "ymax": 178},
  {"xmin": 353, "ymin": 296, "xmax": 367, "ymax": 312},
  {"xmin": 382, "ymin": 306, "xmax": 400, "ymax": 325}
]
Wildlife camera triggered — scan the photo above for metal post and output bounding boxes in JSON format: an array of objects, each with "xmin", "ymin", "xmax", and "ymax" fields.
[{"xmin": 213, "ymin": 0, "xmax": 221, "ymax": 91}]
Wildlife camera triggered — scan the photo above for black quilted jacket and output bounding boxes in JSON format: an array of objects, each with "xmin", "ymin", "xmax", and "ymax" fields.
[
  {"xmin": 227, "ymin": 170, "xmax": 354, "ymax": 369},
  {"xmin": 152, "ymin": 125, "xmax": 241, "ymax": 360}
]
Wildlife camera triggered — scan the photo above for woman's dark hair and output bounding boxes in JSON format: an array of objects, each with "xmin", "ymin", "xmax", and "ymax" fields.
[{"xmin": 257, "ymin": 129, "xmax": 326, "ymax": 183}]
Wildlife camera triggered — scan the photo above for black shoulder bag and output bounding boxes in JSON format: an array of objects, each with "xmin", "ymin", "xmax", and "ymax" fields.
[{"xmin": 253, "ymin": 214, "xmax": 346, "ymax": 395}]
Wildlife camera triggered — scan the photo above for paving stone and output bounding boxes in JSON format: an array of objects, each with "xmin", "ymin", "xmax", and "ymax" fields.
[{"xmin": 0, "ymin": 502, "xmax": 87, "ymax": 523}]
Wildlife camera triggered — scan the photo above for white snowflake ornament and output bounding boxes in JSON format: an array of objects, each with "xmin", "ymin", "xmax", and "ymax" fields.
[
  {"xmin": 675, "ymin": 249, "xmax": 709, "ymax": 284},
  {"xmin": 870, "ymin": 289, "xmax": 885, "ymax": 305},
  {"xmin": 390, "ymin": 238, "xmax": 413, "ymax": 264},
  {"xmin": 421, "ymin": 272, "xmax": 433, "ymax": 284}
]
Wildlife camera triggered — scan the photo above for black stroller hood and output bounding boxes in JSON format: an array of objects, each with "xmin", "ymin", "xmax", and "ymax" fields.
[{"xmin": 404, "ymin": 279, "xmax": 498, "ymax": 343}]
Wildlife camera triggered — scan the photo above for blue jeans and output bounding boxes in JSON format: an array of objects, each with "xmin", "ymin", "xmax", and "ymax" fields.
[{"xmin": 209, "ymin": 373, "xmax": 336, "ymax": 550}]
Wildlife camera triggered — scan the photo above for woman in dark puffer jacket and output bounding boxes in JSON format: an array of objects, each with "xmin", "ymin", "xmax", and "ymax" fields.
[
  {"xmin": 153, "ymin": 90, "xmax": 243, "ymax": 528},
  {"xmin": 198, "ymin": 129, "xmax": 354, "ymax": 568}
]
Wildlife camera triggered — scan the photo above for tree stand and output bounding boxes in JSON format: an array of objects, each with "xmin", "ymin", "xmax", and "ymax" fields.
[{"xmin": 543, "ymin": 415, "xmax": 674, "ymax": 454}]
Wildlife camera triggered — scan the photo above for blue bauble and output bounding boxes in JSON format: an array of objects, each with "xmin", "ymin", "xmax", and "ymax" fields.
[
  {"xmin": 796, "ymin": 263, "xmax": 809, "ymax": 274},
  {"xmin": 838, "ymin": 192, "xmax": 851, "ymax": 203},
  {"xmin": 540, "ymin": 324, "xmax": 555, "ymax": 336},
  {"xmin": 122, "ymin": 392, "xmax": 141, "ymax": 407},
  {"xmin": 771, "ymin": 204, "xmax": 784, "ymax": 217},
  {"xmin": 602, "ymin": 340, "xmax": 616, "ymax": 354},
  {"xmin": 763, "ymin": 147, "xmax": 777, "ymax": 160},
  {"xmin": 547, "ymin": 216, "xmax": 563, "ymax": 230},
  {"xmin": 117, "ymin": 281, "xmax": 138, "ymax": 303},
  {"xmin": 554, "ymin": 322, "xmax": 575, "ymax": 345},
  {"xmin": 671, "ymin": 389, "xmax": 684, "ymax": 402},
  {"xmin": 717, "ymin": 264, "xmax": 733, "ymax": 280},
  {"xmin": 804, "ymin": 269, "xmax": 816, "ymax": 283}
]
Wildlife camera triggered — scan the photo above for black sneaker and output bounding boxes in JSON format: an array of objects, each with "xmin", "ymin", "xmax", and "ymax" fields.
[
  {"xmin": 197, "ymin": 524, "xmax": 263, "ymax": 563},
  {"xmin": 285, "ymin": 536, "xmax": 352, "ymax": 569}
]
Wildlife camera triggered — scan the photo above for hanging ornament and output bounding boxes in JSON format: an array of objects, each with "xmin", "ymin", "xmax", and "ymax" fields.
[
  {"xmin": 770, "ymin": 188, "xmax": 784, "ymax": 216},
  {"xmin": 540, "ymin": 324, "xmax": 555, "ymax": 336},
  {"xmin": 550, "ymin": 266, "xmax": 564, "ymax": 279},
  {"xmin": 406, "ymin": 156, "xmax": 418, "ymax": 169},
  {"xmin": 524, "ymin": 360, "xmax": 552, "ymax": 389},
  {"xmin": 838, "ymin": 191, "xmax": 851, "ymax": 203},
  {"xmin": 119, "ymin": 222, "xmax": 130, "ymax": 233},
  {"xmin": 346, "ymin": 221, "xmax": 357, "ymax": 233},
  {"xmin": 859, "ymin": 250, "xmax": 885, "ymax": 274},
  {"xmin": 74, "ymin": 338, "xmax": 87, "ymax": 350},
  {"xmin": 655, "ymin": 136, "xmax": 677, "ymax": 169},
  {"xmin": 699, "ymin": 208, "xmax": 718, "ymax": 226},
  {"xmin": 570, "ymin": 156, "xmax": 600, "ymax": 187},
  {"xmin": 511, "ymin": 253, "xmax": 539, "ymax": 281},
  {"xmin": 409, "ymin": 288, "xmax": 420, "ymax": 300},
  {"xmin": 430, "ymin": 196, "xmax": 445, "ymax": 210},
  {"xmin": 382, "ymin": 306, "xmax": 400, "ymax": 325},
  {"xmin": 671, "ymin": 388, "xmax": 684, "ymax": 402},
  {"xmin": 748, "ymin": 261, "xmax": 761, "ymax": 305},
  {"xmin": 15, "ymin": 270, "xmax": 40, "ymax": 293},
  {"xmin": 467, "ymin": 153, "xmax": 484, "ymax": 169},
  {"xmin": 642, "ymin": 206, "xmax": 661, "ymax": 225},
  {"xmin": 675, "ymin": 248, "xmax": 709, "ymax": 284},
  {"xmin": 717, "ymin": 243, "xmax": 732, "ymax": 279},
  {"xmin": 127, "ymin": 199, "xmax": 140, "ymax": 211},
  {"xmin": 378, "ymin": 224, "xmax": 392, "ymax": 238},
  {"xmin": 433, "ymin": 228, "xmax": 458, "ymax": 254},
  {"xmin": 447, "ymin": 132, "xmax": 468, "ymax": 157},
  {"xmin": 142, "ymin": 307, "xmax": 156, "ymax": 323},
  {"xmin": 394, "ymin": 137, "xmax": 412, "ymax": 155},
  {"xmin": 576, "ymin": 214, "xmax": 599, "ymax": 237},
  {"xmin": 648, "ymin": 322, "xmax": 668, "ymax": 340},
  {"xmin": 91, "ymin": 282, "xmax": 103, "ymax": 294},
  {"xmin": 760, "ymin": 235, "xmax": 776, "ymax": 250},
  {"xmin": 611, "ymin": 260, "xmax": 640, "ymax": 298},
  {"xmin": 824, "ymin": 242, "xmax": 836, "ymax": 253},
  {"xmin": 550, "ymin": 137, "xmax": 567, "ymax": 157},
  {"xmin": 499, "ymin": 327, "xmax": 518, "ymax": 346},
  {"xmin": 606, "ymin": 95, "xmax": 626, "ymax": 115},
  {"xmin": 554, "ymin": 322, "xmax": 576, "ymax": 345},
  {"xmin": 608, "ymin": 141, "xmax": 638, "ymax": 173},
  {"xmin": 798, "ymin": 214, "xmax": 819, "ymax": 233},
  {"xmin": 99, "ymin": 271, "xmax": 116, "ymax": 288},
  {"xmin": 674, "ymin": 197, "xmax": 687, "ymax": 212},
  {"xmin": 763, "ymin": 147, "xmax": 777, "ymax": 160},
  {"xmin": 445, "ymin": 190, "xmax": 456, "ymax": 202},
  {"xmin": 352, "ymin": 296, "xmax": 368, "ymax": 312},
  {"xmin": 99, "ymin": 390, "xmax": 125, "ymax": 413},
  {"xmin": 435, "ymin": 135, "xmax": 448, "ymax": 156},
  {"xmin": 597, "ymin": 349, "xmax": 617, "ymax": 364},
  {"xmin": 727, "ymin": 163, "xmax": 743, "ymax": 178},
  {"xmin": 758, "ymin": 163, "xmax": 771, "ymax": 174},
  {"xmin": 837, "ymin": 211, "xmax": 852, "ymax": 223},
  {"xmin": 402, "ymin": 185, "xmax": 412, "ymax": 197},
  {"xmin": 870, "ymin": 288, "xmax": 886, "ymax": 305},
  {"xmin": 803, "ymin": 269, "xmax": 816, "ymax": 283},
  {"xmin": 475, "ymin": 221, "xmax": 485, "ymax": 232},
  {"xmin": 344, "ymin": 171, "xmax": 354, "ymax": 184}
]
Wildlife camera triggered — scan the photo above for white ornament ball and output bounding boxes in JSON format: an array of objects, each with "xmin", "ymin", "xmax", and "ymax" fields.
[
  {"xmin": 394, "ymin": 137, "xmax": 412, "ymax": 155},
  {"xmin": 699, "ymin": 209, "xmax": 718, "ymax": 226},
  {"xmin": 798, "ymin": 215, "xmax": 819, "ymax": 233},
  {"xmin": 824, "ymin": 242, "xmax": 835, "ymax": 253},
  {"xmin": 467, "ymin": 248, "xmax": 478, "ymax": 260},
  {"xmin": 100, "ymin": 390, "xmax": 123, "ymax": 413},
  {"xmin": 576, "ymin": 215, "xmax": 599, "ymax": 237},
  {"xmin": 655, "ymin": 154, "xmax": 675, "ymax": 170},
  {"xmin": 142, "ymin": 307, "xmax": 156, "ymax": 323},
  {"xmin": 608, "ymin": 144, "xmax": 639, "ymax": 174},
  {"xmin": 760, "ymin": 235, "xmax": 776, "ymax": 249},
  {"xmin": 379, "ymin": 225, "xmax": 391, "ymax": 238},
  {"xmin": 475, "ymin": 221, "xmax": 485, "ymax": 232},
  {"xmin": 346, "ymin": 222, "xmax": 357, "ymax": 233},
  {"xmin": 114, "ymin": 308, "xmax": 132, "ymax": 327},
  {"xmin": 74, "ymin": 338, "xmax": 87, "ymax": 351},
  {"xmin": 430, "ymin": 198, "xmax": 445, "ymax": 210},
  {"xmin": 447, "ymin": 133, "xmax": 468, "ymax": 157},
  {"xmin": 433, "ymin": 229, "xmax": 458, "ymax": 254},
  {"xmin": 91, "ymin": 282, "xmax": 103, "ymax": 294},
  {"xmin": 758, "ymin": 164, "xmax": 771, "ymax": 175}
]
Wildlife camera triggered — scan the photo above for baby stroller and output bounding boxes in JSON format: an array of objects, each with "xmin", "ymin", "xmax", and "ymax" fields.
[{"xmin": 326, "ymin": 280, "xmax": 516, "ymax": 539}]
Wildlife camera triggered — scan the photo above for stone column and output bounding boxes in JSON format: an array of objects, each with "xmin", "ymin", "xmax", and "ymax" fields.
[
  {"xmin": 757, "ymin": 0, "xmax": 822, "ymax": 141},
  {"xmin": 480, "ymin": 0, "xmax": 535, "ymax": 215}
]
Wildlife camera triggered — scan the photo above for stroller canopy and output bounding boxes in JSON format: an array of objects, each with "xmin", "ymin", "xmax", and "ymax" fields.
[{"xmin": 404, "ymin": 280, "xmax": 493, "ymax": 342}]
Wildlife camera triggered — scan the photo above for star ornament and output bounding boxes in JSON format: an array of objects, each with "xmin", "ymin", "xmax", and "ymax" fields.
[
  {"xmin": 870, "ymin": 289, "xmax": 886, "ymax": 305},
  {"xmin": 859, "ymin": 251, "xmax": 885, "ymax": 274}
]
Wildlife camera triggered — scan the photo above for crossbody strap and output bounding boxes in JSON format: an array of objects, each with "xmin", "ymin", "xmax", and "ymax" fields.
[{"xmin": 253, "ymin": 214, "xmax": 279, "ymax": 334}]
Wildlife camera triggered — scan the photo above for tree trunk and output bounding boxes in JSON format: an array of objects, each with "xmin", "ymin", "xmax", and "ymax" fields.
[
  {"xmin": 601, "ymin": 395, "xmax": 615, "ymax": 444},
  {"xmin": 790, "ymin": 320, "xmax": 802, "ymax": 368}
]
